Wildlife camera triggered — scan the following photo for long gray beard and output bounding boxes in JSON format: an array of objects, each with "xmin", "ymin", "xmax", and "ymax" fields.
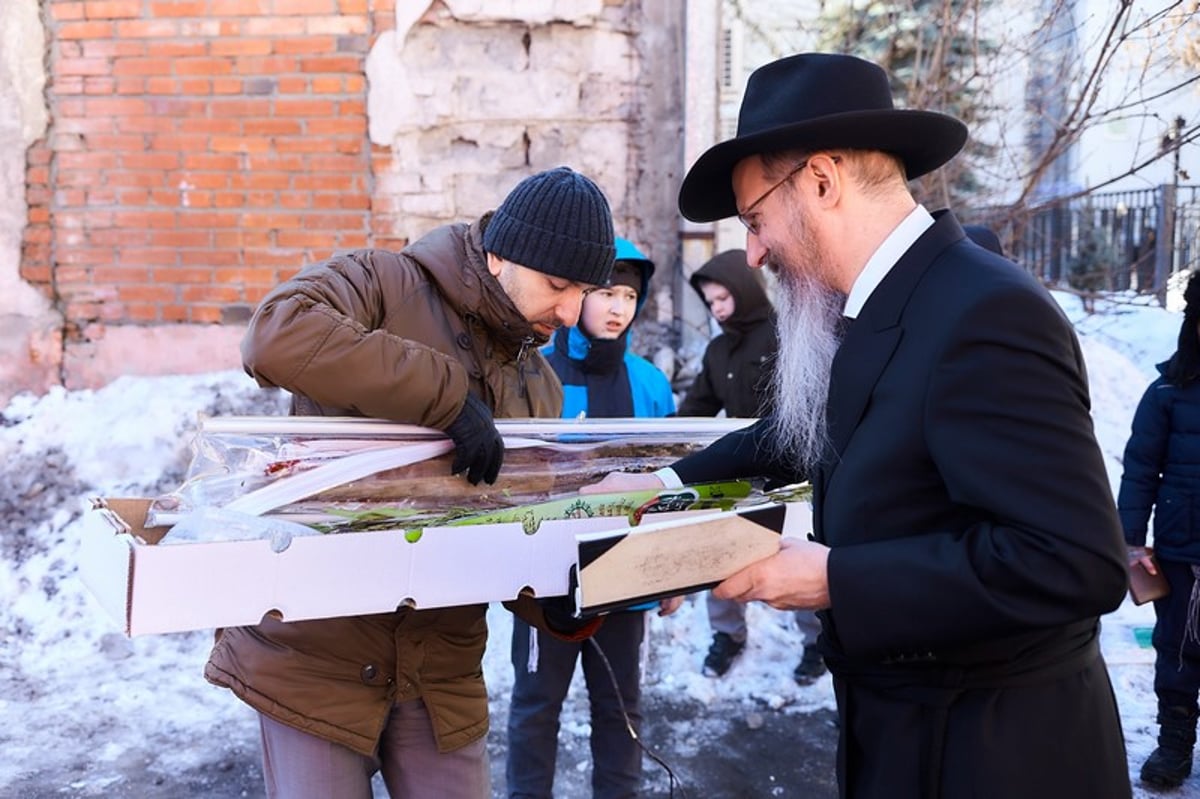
[{"xmin": 768, "ymin": 270, "xmax": 846, "ymax": 474}]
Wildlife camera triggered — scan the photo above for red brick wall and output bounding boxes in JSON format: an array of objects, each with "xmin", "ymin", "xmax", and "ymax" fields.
[{"xmin": 23, "ymin": 0, "xmax": 396, "ymax": 337}]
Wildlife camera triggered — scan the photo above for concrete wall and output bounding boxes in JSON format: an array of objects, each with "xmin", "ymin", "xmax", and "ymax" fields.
[
  {"xmin": 365, "ymin": 0, "xmax": 686, "ymax": 369},
  {"xmin": 0, "ymin": 0, "xmax": 61, "ymax": 402}
]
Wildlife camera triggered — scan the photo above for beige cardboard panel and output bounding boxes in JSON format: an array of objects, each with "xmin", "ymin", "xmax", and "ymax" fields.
[{"xmin": 576, "ymin": 508, "xmax": 786, "ymax": 609}]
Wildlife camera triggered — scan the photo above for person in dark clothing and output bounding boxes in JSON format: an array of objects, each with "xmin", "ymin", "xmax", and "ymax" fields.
[
  {"xmin": 1120, "ymin": 270, "xmax": 1200, "ymax": 790},
  {"xmin": 587, "ymin": 52, "xmax": 1130, "ymax": 799},
  {"xmin": 507, "ymin": 237, "xmax": 673, "ymax": 799},
  {"xmin": 962, "ymin": 224, "xmax": 1004, "ymax": 256},
  {"xmin": 1133, "ymin": 227, "xmax": 1158, "ymax": 293},
  {"xmin": 678, "ymin": 250, "xmax": 776, "ymax": 420},
  {"xmin": 679, "ymin": 249, "xmax": 826, "ymax": 685}
]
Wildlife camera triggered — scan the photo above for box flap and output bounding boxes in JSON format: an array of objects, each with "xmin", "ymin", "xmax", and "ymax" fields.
[{"xmin": 575, "ymin": 503, "xmax": 791, "ymax": 615}]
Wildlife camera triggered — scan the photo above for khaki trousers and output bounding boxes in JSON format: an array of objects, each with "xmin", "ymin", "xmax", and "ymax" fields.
[{"xmin": 259, "ymin": 698, "xmax": 490, "ymax": 799}]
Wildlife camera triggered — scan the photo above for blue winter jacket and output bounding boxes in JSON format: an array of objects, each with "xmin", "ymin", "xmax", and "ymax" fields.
[
  {"xmin": 1117, "ymin": 360, "xmax": 1200, "ymax": 562},
  {"xmin": 541, "ymin": 238, "xmax": 675, "ymax": 420},
  {"xmin": 547, "ymin": 326, "xmax": 675, "ymax": 419}
]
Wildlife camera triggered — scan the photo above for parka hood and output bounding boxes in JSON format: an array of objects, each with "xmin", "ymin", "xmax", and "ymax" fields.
[
  {"xmin": 613, "ymin": 236, "xmax": 655, "ymax": 319},
  {"xmin": 689, "ymin": 249, "xmax": 773, "ymax": 336}
]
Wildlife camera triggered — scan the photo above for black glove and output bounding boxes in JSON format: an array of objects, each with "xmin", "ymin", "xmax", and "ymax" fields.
[
  {"xmin": 445, "ymin": 393, "xmax": 504, "ymax": 485},
  {"xmin": 537, "ymin": 594, "xmax": 581, "ymax": 632},
  {"xmin": 536, "ymin": 594, "xmax": 602, "ymax": 640}
]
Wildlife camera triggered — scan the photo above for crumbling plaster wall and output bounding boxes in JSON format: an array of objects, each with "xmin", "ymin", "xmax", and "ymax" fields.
[
  {"xmin": 366, "ymin": 0, "xmax": 686, "ymax": 372},
  {"xmin": 0, "ymin": 0, "xmax": 61, "ymax": 404},
  {"xmin": 367, "ymin": 1, "xmax": 633, "ymax": 235}
]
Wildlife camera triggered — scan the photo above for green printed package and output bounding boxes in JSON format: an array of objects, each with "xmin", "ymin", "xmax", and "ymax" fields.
[
  {"xmin": 448, "ymin": 480, "xmax": 756, "ymax": 534},
  {"xmin": 321, "ymin": 481, "xmax": 756, "ymax": 540}
]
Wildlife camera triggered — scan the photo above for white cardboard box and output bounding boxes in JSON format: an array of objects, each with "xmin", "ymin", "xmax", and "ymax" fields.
[
  {"xmin": 80, "ymin": 498, "xmax": 620, "ymax": 635},
  {"xmin": 80, "ymin": 494, "xmax": 812, "ymax": 636},
  {"xmin": 78, "ymin": 498, "xmax": 710, "ymax": 636},
  {"xmin": 78, "ymin": 417, "xmax": 787, "ymax": 636}
]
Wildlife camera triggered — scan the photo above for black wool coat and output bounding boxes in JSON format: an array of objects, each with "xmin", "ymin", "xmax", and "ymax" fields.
[{"xmin": 673, "ymin": 212, "xmax": 1131, "ymax": 799}]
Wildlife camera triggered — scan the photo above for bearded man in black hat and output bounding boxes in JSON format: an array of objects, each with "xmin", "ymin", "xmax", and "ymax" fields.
[{"xmin": 587, "ymin": 53, "xmax": 1131, "ymax": 798}]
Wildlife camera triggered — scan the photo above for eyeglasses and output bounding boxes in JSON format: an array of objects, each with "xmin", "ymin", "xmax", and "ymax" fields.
[{"xmin": 736, "ymin": 155, "xmax": 840, "ymax": 235}]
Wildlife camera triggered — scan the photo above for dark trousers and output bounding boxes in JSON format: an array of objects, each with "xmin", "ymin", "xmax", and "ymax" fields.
[
  {"xmin": 506, "ymin": 612, "xmax": 645, "ymax": 799},
  {"xmin": 1153, "ymin": 557, "xmax": 1200, "ymax": 708}
]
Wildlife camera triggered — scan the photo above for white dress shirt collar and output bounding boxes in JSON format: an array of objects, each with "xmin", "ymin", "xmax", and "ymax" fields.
[{"xmin": 842, "ymin": 205, "xmax": 934, "ymax": 319}]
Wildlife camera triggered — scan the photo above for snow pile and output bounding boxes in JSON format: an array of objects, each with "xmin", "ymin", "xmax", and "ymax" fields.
[{"xmin": 0, "ymin": 292, "xmax": 1189, "ymax": 797}]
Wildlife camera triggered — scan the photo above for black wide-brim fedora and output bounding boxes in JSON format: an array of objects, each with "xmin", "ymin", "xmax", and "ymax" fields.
[{"xmin": 679, "ymin": 52, "xmax": 969, "ymax": 223}]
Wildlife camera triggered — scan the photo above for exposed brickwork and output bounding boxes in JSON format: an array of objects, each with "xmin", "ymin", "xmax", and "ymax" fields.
[
  {"xmin": 29, "ymin": 0, "xmax": 397, "ymax": 333},
  {"xmin": 7, "ymin": 1, "xmax": 697, "ymax": 399},
  {"xmin": 21, "ymin": 142, "xmax": 54, "ymax": 296}
]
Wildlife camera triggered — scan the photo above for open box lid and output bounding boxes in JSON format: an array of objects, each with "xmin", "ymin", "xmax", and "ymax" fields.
[{"xmin": 573, "ymin": 503, "xmax": 795, "ymax": 617}]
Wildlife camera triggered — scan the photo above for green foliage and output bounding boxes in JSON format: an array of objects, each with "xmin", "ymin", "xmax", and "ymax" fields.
[{"xmin": 816, "ymin": 0, "xmax": 997, "ymax": 205}]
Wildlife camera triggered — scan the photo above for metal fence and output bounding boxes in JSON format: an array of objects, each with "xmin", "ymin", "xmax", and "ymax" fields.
[{"xmin": 971, "ymin": 184, "xmax": 1200, "ymax": 304}]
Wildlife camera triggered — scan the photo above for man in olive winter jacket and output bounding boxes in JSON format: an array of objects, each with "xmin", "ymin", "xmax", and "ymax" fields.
[{"xmin": 205, "ymin": 167, "xmax": 616, "ymax": 799}]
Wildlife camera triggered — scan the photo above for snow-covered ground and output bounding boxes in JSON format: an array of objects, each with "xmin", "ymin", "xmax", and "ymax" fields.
[{"xmin": 0, "ymin": 290, "xmax": 1192, "ymax": 797}]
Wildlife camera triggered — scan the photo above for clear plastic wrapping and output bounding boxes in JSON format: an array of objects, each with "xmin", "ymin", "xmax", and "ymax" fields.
[{"xmin": 148, "ymin": 416, "xmax": 758, "ymax": 533}]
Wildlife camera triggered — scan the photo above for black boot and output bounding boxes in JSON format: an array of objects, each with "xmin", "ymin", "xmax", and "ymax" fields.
[
  {"xmin": 1141, "ymin": 704, "xmax": 1199, "ymax": 789},
  {"xmin": 793, "ymin": 643, "xmax": 828, "ymax": 686},
  {"xmin": 702, "ymin": 633, "xmax": 744, "ymax": 677}
]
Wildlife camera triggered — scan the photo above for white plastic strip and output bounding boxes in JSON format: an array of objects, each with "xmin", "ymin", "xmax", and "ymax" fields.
[
  {"xmin": 220, "ymin": 436, "xmax": 570, "ymax": 518},
  {"xmin": 199, "ymin": 415, "xmax": 754, "ymax": 439},
  {"xmin": 223, "ymin": 440, "xmax": 454, "ymax": 517}
]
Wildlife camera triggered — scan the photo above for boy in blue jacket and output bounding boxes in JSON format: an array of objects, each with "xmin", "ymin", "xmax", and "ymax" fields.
[
  {"xmin": 506, "ymin": 238, "xmax": 673, "ymax": 798},
  {"xmin": 542, "ymin": 237, "xmax": 675, "ymax": 419}
]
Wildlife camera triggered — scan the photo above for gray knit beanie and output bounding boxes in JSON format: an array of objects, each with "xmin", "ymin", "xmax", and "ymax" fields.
[{"xmin": 483, "ymin": 167, "xmax": 616, "ymax": 286}]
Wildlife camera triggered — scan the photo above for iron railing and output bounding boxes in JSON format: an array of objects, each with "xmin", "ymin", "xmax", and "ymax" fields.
[{"xmin": 969, "ymin": 184, "xmax": 1200, "ymax": 304}]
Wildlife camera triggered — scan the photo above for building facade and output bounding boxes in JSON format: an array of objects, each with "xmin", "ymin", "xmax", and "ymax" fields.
[{"xmin": 0, "ymin": 0, "xmax": 689, "ymax": 404}]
